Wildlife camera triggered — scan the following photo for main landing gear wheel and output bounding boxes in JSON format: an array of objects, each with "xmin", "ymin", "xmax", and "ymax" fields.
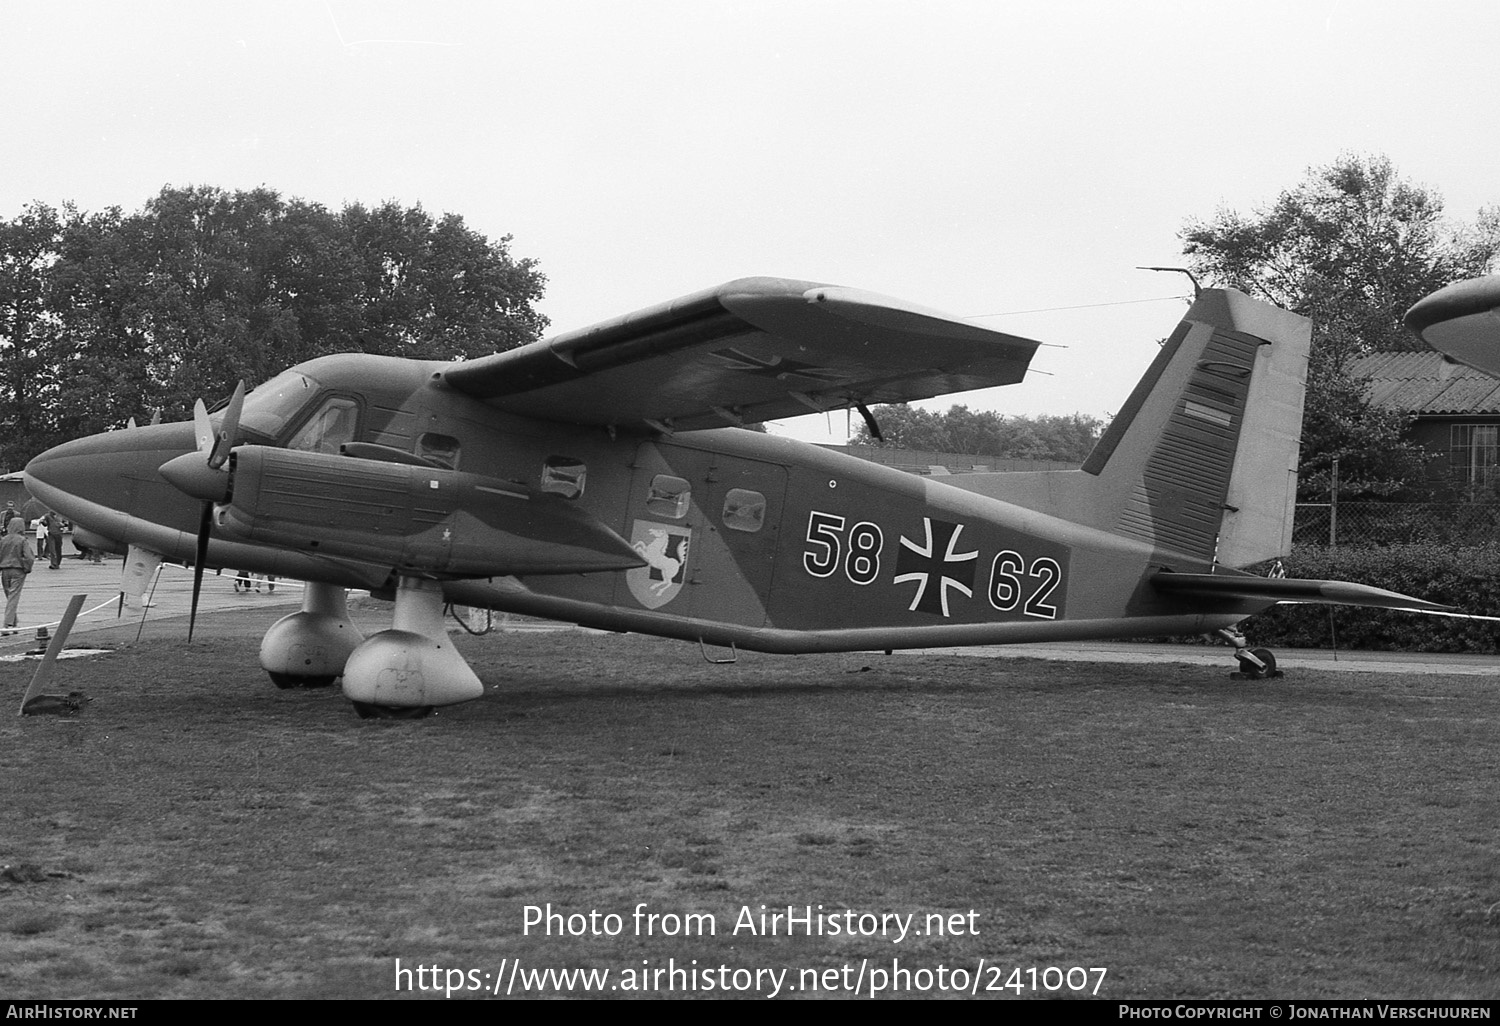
[
  {"xmin": 269, "ymin": 671, "xmax": 337, "ymax": 690},
  {"xmin": 351, "ymin": 701, "xmax": 434, "ymax": 720}
]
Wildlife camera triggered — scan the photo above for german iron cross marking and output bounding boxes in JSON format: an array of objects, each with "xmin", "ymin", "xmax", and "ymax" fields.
[{"xmin": 894, "ymin": 517, "xmax": 978, "ymax": 617}]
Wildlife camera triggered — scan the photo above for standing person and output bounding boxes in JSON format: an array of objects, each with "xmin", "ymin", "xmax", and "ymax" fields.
[
  {"xmin": 45, "ymin": 512, "xmax": 64, "ymax": 569},
  {"xmin": 1, "ymin": 516, "xmax": 34, "ymax": 634},
  {"xmin": 34, "ymin": 516, "xmax": 46, "ymax": 559},
  {"xmin": 1, "ymin": 500, "xmax": 16, "ymax": 531}
]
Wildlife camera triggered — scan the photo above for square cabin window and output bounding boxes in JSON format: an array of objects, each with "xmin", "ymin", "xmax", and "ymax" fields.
[
  {"xmin": 418, "ymin": 432, "xmax": 460, "ymax": 469},
  {"xmin": 541, "ymin": 456, "xmax": 586, "ymax": 499},
  {"xmin": 646, "ymin": 475, "xmax": 691, "ymax": 519},
  {"xmin": 722, "ymin": 488, "xmax": 766, "ymax": 532}
]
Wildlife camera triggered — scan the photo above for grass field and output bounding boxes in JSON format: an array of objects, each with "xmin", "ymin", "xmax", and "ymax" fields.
[{"xmin": 2, "ymin": 608, "xmax": 1498, "ymax": 1000}]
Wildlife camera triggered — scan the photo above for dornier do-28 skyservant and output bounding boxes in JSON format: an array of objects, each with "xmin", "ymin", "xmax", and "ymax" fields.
[{"xmin": 24, "ymin": 277, "xmax": 1441, "ymax": 717}]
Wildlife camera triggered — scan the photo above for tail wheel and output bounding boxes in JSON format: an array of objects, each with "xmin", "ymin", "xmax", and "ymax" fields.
[{"xmin": 1235, "ymin": 647, "xmax": 1278, "ymax": 679}]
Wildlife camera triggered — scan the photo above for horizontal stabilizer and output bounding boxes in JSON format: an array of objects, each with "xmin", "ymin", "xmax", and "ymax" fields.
[{"xmin": 1152, "ymin": 572, "xmax": 1450, "ymax": 611}]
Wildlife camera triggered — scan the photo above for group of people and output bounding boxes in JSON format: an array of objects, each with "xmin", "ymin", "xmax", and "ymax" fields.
[
  {"xmin": 233, "ymin": 570, "xmax": 278, "ymax": 594},
  {"xmin": 1, "ymin": 500, "xmax": 68, "ymax": 634},
  {"xmin": 32, "ymin": 510, "xmax": 65, "ymax": 570}
]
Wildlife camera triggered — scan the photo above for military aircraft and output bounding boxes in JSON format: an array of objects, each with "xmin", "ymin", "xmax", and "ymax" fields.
[
  {"xmin": 23, "ymin": 277, "xmax": 1442, "ymax": 717},
  {"xmin": 1406, "ymin": 274, "xmax": 1500, "ymax": 374}
]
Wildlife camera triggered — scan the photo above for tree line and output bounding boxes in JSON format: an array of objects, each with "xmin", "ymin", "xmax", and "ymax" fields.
[
  {"xmin": 0, "ymin": 186, "xmax": 548, "ymax": 471},
  {"xmin": 852, "ymin": 405, "xmax": 1105, "ymax": 463},
  {"xmin": 861, "ymin": 156, "xmax": 1500, "ymax": 498}
]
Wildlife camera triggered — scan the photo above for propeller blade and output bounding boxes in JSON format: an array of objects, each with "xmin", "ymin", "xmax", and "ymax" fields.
[
  {"xmin": 192, "ymin": 399, "xmax": 213, "ymax": 456},
  {"xmin": 209, "ymin": 380, "xmax": 245, "ymax": 470},
  {"xmin": 188, "ymin": 502, "xmax": 213, "ymax": 642}
]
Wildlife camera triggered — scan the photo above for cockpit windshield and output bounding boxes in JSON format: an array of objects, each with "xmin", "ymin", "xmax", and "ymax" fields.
[{"xmin": 239, "ymin": 369, "xmax": 322, "ymax": 439}]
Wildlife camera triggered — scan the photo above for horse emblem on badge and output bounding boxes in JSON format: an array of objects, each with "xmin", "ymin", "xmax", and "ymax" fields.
[{"xmin": 627, "ymin": 520, "xmax": 692, "ymax": 609}]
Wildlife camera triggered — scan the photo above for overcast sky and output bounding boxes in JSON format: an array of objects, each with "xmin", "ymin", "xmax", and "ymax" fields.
[{"xmin": 4, "ymin": 0, "xmax": 1498, "ymax": 442}]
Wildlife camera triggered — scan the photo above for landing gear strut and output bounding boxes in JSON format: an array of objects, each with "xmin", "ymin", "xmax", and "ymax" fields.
[
  {"xmin": 340, "ymin": 576, "xmax": 484, "ymax": 716},
  {"xmin": 1216, "ymin": 628, "xmax": 1283, "ymax": 680}
]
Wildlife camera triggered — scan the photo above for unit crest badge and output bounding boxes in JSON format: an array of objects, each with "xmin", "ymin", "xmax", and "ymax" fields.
[{"xmin": 627, "ymin": 520, "xmax": 692, "ymax": 609}]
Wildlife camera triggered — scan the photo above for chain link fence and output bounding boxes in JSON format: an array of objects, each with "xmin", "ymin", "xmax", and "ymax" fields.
[{"xmin": 1293, "ymin": 502, "xmax": 1500, "ymax": 547}]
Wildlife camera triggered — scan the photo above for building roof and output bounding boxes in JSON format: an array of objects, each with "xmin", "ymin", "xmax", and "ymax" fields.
[{"xmin": 1348, "ymin": 351, "xmax": 1500, "ymax": 415}]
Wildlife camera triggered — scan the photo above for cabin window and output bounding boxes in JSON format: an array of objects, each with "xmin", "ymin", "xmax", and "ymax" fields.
[
  {"xmin": 722, "ymin": 488, "xmax": 767, "ymax": 533},
  {"xmin": 418, "ymin": 432, "xmax": 460, "ymax": 469},
  {"xmin": 645, "ymin": 475, "xmax": 691, "ymax": 519},
  {"xmin": 1451, "ymin": 424, "xmax": 1500, "ymax": 490},
  {"xmin": 541, "ymin": 456, "xmax": 586, "ymax": 499},
  {"xmin": 288, "ymin": 396, "xmax": 360, "ymax": 454}
]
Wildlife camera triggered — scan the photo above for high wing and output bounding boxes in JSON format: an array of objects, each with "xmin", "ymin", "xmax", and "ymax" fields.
[{"xmin": 442, "ymin": 276, "xmax": 1042, "ymax": 431}]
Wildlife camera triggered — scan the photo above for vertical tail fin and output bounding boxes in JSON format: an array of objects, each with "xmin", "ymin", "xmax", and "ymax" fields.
[{"xmin": 1081, "ymin": 289, "xmax": 1311, "ymax": 567}]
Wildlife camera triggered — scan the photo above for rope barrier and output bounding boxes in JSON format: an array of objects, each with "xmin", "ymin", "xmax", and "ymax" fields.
[{"xmin": 4, "ymin": 596, "xmax": 119, "ymax": 634}]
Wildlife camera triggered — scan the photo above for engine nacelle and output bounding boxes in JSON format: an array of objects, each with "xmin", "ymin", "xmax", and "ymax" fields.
[
  {"xmin": 213, "ymin": 446, "xmax": 642, "ymax": 577},
  {"xmin": 71, "ymin": 526, "xmax": 127, "ymax": 556}
]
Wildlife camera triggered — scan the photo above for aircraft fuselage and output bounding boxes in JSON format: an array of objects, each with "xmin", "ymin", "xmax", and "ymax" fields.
[{"xmin": 25, "ymin": 352, "xmax": 1260, "ymax": 655}]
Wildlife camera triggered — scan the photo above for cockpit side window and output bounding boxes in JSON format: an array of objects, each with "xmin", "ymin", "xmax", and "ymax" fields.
[
  {"xmin": 288, "ymin": 396, "xmax": 361, "ymax": 454},
  {"xmin": 239, "ymin": 370, "xmax": 320, "ymax": 439}
]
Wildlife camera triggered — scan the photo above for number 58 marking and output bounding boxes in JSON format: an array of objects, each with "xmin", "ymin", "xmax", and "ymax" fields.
[{"xmin": 803, "ymin": 511, "xmax": 884, "ymax": 585}]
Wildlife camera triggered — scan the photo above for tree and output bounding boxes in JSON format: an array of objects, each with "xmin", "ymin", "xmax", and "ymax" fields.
[
  {"xmin": 0, "ymin": 187, "xmax": 549, "ymax": 469},
  {"xmin": 1182, "ymin": 154, "xmax": 1500, "ymax": 499},
  {"xmin": 852, "ymin": 404, "xmax": 1105, "ymax": 463},
  {"xmin": 45, "ymin": 203, "xmax": 157, "ymax": 443},
  {"xmin": 0, "ymin": 202, "xmax": 64, "ymax": 472},
  {"xmin": 340, "ymin": 200, "xmax": 547, "ymax": 360}
]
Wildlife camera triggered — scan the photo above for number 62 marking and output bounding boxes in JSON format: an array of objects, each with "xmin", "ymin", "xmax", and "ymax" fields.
[{"xmin": 988, "ymin": 550, "xmax": 1063, "ymax": 619}]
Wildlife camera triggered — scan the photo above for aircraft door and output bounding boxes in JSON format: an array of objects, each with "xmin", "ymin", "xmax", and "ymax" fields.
[{"xmin": 616, "ymin": 443, "xmax": 787, "ymax": 628}]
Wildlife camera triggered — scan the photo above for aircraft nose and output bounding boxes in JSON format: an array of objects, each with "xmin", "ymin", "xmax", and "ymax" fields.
[
  {"xmin": 25, "ymin": 433, "xmax": 126, "ymax": 507},
  {"xmin": 24, "ymin": 424, "xmax": 197, "ymax": 526}
]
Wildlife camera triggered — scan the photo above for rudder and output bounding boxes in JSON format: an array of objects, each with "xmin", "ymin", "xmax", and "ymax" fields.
[{"xmin": 1081, "ymin": 290, "xmax": 1310, "ymax": 567}]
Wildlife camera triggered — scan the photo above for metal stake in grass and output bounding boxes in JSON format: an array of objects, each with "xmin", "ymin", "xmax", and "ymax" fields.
[
  {"xmin": 18, "ymin": 593, "xmax": 86, "ymax": 716},
  {"xmin": 134, "ymin": 564, "xmax": 164, "ymax": 644}
]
